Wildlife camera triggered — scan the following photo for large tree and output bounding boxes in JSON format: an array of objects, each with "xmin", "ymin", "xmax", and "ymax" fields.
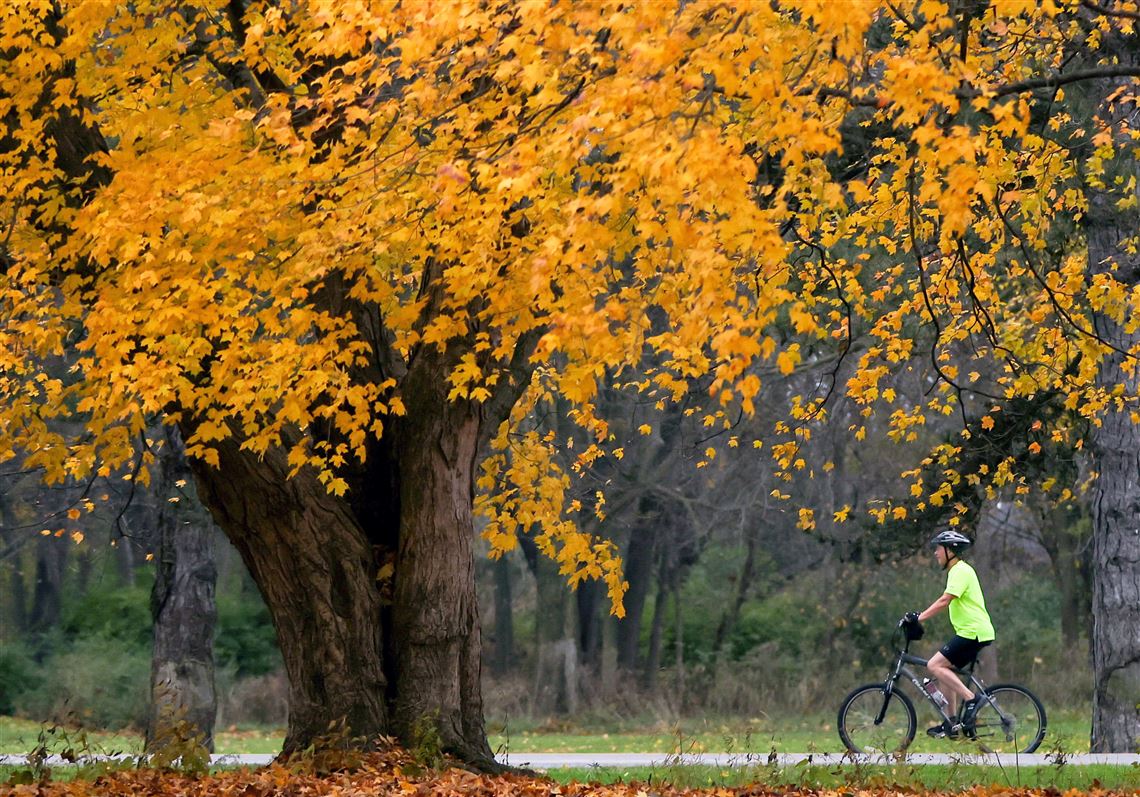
[
  {"xmin": 2, "ymin": 0, "xmax": 1138, "ymax": 759},
  {"xmin": 1081, "ymin": 6, "xmax": 1140, "ymax": 752}
]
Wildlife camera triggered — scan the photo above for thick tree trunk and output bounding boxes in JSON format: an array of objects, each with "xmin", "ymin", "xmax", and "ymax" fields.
[
  {"xmin": 147, "ymin": 428, "xmax": 218, "ymax": 752},
  {"xmin": 391, "ymin": 365, "xmax": 494, "ymax": 766},
  {"xmin": 187, "ymin": 436, "xmax": 389, "ymax": 755},
  {"xmin": 1088, "ymin": 336, "xmax": 1140, "ymax": 752},
  {"xmin": 1082, "ymin": 21, "xmax": 1140, "ymax": 754},
  {"xmin": 1087, "ymin": 291, "xmax": 1140, "ymax": 752},
  {"xmin": 187, "ymin": 386, "xmax": 499, "ymax": 766}
]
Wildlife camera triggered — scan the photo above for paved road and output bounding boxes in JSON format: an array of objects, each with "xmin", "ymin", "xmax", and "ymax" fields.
[
  {"xmin": 2, "ymin": 752, "xmax": 1138, "ymax": 768},
  {"xmin": 498, "ymin": 752, "xmax": 1140, "ymax": 768}
]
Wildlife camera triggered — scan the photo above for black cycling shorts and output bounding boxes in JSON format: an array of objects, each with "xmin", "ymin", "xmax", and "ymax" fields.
[{"xmin": 940, "ymin": 635, "xmax": 992, "ymax": 668}]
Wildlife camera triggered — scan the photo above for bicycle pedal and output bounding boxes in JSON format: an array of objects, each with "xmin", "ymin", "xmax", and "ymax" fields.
[{"xmin": 926, "ymin": 722, "xmax": 963, "ymax": 739}]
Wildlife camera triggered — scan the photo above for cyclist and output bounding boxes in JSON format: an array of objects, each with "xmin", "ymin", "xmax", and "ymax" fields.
[{"xmin": 913, "ymin": 529, "xmax": 994, "ymax": 739}]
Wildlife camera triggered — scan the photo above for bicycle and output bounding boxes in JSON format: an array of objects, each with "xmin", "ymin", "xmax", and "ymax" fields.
[{"xmin": 837, "ymin": 616, "xmax": 1046, "ymax": 755}]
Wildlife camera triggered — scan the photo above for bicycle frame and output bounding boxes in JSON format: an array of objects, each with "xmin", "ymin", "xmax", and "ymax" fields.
[{"xmin": 878, "ymin": 631, "xmax": 996, "ymax": 726}]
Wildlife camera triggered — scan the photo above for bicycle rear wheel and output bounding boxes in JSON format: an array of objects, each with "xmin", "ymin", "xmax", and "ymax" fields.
[
  {"xmin": 838, "ymin": 683, "xmax": 916, "ymax": 754},
  {"xmin": 967, "ymin": 684, "xmax": 1046, "ymax": 753}
]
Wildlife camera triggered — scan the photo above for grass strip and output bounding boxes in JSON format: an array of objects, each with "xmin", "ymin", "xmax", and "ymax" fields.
[{"xmin": 544, "ymin": 762, "xmax": 1140, "ymax": 791}]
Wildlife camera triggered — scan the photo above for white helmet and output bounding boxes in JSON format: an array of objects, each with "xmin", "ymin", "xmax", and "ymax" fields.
[{"xmin": 930, "ymin": 529, "xmax": 973, "ymax": 553}]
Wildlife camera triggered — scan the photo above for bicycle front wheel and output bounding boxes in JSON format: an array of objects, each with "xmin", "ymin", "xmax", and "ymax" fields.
[
  {"xmin": 838, "ymin": 683, "xmax": 917, "ymax": 754},
  {"xmin": 968, "ymin": 684, "xmax": 1046, "ymax": 754}
]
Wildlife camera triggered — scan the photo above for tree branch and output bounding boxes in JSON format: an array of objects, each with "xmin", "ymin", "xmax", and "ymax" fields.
[
  {"xmin": 807, "ymin": 65, "xmax": 1140, "ymax": 109},
  {"xmin": 225, "ymin": 0, "xmax": 290, "ymax": 95},
  {"xmin": 984, "ymin": 65, "xmax": 1140, "ymax": 99},
  {"xmin": 477, "ymin": 326, "xmax": 547, "ymax": 454},
  {"xmin": 1080, "ymin": 0, "xmax": 1140, "ymax": 22}
]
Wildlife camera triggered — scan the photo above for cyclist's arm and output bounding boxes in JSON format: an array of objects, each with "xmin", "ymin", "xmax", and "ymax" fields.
[{"xmin": 918, "ymin": 592, "xmax": 954, "ymax": 622}]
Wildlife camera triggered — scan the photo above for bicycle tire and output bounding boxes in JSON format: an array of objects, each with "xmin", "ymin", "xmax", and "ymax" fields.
[
  {"xmin": 838, "ymin": 682, "xmax": 917, "ymax": 754},
  {"xmin": 966, "ymin": 683, "xmax": 1047, "ymax": 754}
]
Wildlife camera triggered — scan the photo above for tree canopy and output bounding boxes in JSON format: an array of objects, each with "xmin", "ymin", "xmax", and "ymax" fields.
[{"xmin": 2, "ymin": 0, "xmax": 1137, "ymax": 756}]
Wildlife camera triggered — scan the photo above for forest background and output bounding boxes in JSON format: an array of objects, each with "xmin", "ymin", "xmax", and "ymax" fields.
[{"xmin": 0, "ymin": 360, "xmax": 1097, "ymax": 746}]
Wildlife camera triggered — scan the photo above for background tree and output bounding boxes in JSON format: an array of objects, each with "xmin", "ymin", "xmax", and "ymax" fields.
[{"xmin": 146, "ymin": 427, "xmax": 218, "ymax": 754}]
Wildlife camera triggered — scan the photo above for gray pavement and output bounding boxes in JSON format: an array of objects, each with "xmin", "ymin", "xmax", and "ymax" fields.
[{"xmin": 2, "ymin": 751, "xmax": 1138, "ymax": 768}]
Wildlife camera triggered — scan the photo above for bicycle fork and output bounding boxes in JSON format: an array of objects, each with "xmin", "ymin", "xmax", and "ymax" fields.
[{"xmin": 875, "ymin": 683, "xmax": 894, "ymax": 725}]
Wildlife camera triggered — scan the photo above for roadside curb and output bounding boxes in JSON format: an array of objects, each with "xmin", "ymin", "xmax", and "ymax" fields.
[{"xmin": 498, "ymin": 752, "xmax": 1140, "ymax": 768}]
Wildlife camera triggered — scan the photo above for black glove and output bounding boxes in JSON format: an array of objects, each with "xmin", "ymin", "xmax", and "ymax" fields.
[{"xmin": 901, "ymin": 611, "xmax": 924, "ymax": 640}]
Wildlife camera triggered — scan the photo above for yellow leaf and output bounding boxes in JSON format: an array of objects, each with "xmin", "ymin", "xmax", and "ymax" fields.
[{"xmin": 776, "ymin": 348, "xmax": 800, "ymax": 376}]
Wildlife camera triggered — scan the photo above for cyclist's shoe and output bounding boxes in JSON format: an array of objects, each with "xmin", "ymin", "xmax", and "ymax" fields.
[{"xmin": 926, "ymin": 721, "xmax": 962, "ymax": 740}]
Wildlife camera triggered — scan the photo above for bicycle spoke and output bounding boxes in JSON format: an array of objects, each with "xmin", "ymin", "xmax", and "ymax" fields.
[
  {"xmin": 967, "ymin": 686, "xmax": 1045, "ymax": 754},
  {"xmin": 840, "ymin": 687, "xmax": 914, "ymax": 754}
]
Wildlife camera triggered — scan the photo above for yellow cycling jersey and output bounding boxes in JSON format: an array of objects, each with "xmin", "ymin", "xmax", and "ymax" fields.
[{"xmin": 945, "ymin": 560, "xmax": 995, "ymax": 642}]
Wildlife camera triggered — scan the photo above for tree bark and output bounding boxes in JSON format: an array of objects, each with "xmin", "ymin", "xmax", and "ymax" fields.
[
  {"xmin": 1088, "ymin": 326, "xmax": 1140, "ymax": 753},
  {"xmin": 1086, "ymin": 261, "xmax": 1140, "ymax": 752},
  {"xmin": 147, "ymin": 427, "xmax": 218, "ymax": 752},
  {"xmin": 188, "ymin": 414, "xmax": 498, "ymax": 764},
  {"xmin": 391, "ymin": 358, "xmax": 495, "ymax": 766},
  {"xmin": 1082, "ymin": 17, "xmax": 1140, "ymax": 754},
  {"xmin": 186, "ymin": 435, "xmax": 390, "ymax": 755}
]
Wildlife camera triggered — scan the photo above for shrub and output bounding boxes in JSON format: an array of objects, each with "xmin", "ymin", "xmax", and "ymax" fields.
[
  {"xmin": 16, "ymin": 636, "xmax": 150, "ymax": 730},
  {"xmin": 60, "ymin": 585, "xmax": 153, "ymax": 648},
  {"xmin": 0, "ymin": 643, "xmax": 43, "ymax": 714},
  {"xmin": 215, "ymin": 594, "xmax": 281, "ymax": 677},
  {"xmin": 216, "ymin": 669, "xmax": 288, "ymax": 727}
]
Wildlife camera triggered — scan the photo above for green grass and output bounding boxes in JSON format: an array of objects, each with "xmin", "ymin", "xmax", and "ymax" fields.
[
  {"xmin": 0, "ymin": 709, "xmax": 1096, "ymax": 758},
  {"xmin": 4, "ymin": 761, "xmax": 1138, "ymax": 792},
  {"xmin": 486, "ymin": 709, "xmax": 1094, "ymax": 756},
  {"xmin": 543, "ymin": 763, "xmax": 1140, "ymax": 791},
  {"xmin": 0, "ymin": 716, "xmax": 284, "ymax": 756}
]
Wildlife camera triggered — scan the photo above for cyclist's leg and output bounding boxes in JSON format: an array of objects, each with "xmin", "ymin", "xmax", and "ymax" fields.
[
  {"xmin": 929, "ymin": 639, "xmax": 979, "ymax": 715},
  {"xmin": 960, "ymin": 640, "xmax": 993, "ymax": 726}
]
